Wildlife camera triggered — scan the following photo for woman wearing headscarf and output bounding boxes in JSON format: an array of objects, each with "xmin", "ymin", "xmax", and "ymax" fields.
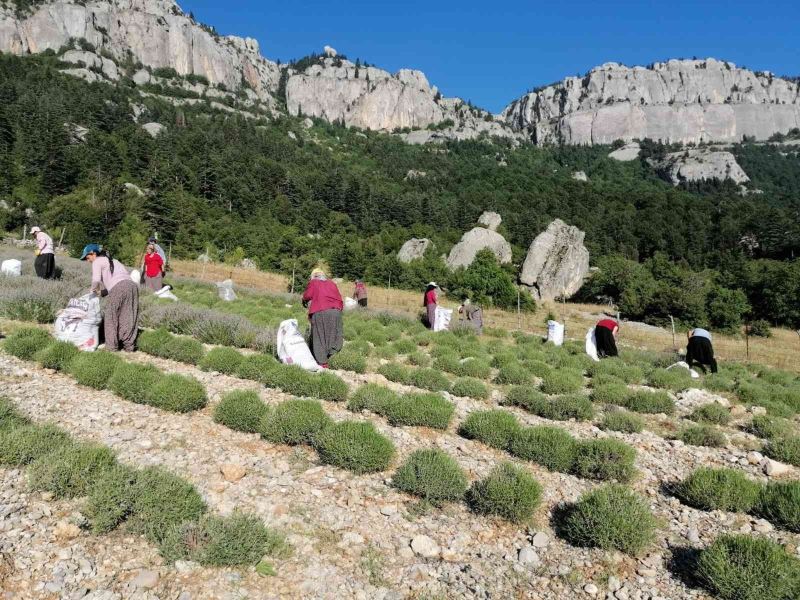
[
  {"xmin": 141, "ymin": 242, "xmax": 164, "ymax": 291},
  {"xmin": 423, "ymin": 282, "xmax": 438, "ymax": 330},
  {"xmin": 594, "ymin": 318, "xmax": 619, "ymax": 358},
  {"xmin": 80, "ymin": 244, "xmax": 139, "ymax": 352},
  {"xmin": 686, "ymin": 328, "xmax": 718, "ymax": 374},
  {"xmin": 458, "ymin": 298, "xmax": 483, "ymax": 334},
  {"xmin": 301, "ymin": 268, "xmax": 344, "ymax": 367},
  {"xmin": 353, "ymin": 279, "xmax": 368, "ymax": 308},
  {"xmin": 30, "ymin": 226, "xmax": 55, "ymax": 279}
]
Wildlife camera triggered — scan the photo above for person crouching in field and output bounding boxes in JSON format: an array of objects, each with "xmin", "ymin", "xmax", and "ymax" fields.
[
  {"xmin": 458, "ymin": 298, "xmax": 483, "ymax": 334},
  {"xmin": 30, "ymin": 226, "xmax": 55, "ymax": 279},
  {"xmin": 595, "ymin": 318, "xmax": 619, "ymax": 358},
  {"xmin": 81, "ymin": 244, "xmax": 139, "ymax": 352},
  {"xmin": 353, "ymin": 279, "xmax": 368, "ymax": 308},
  {"xmin": 302, "ymin": 268, "xmax": 344, "ymax": 368},
  {"xmin": 686, "ymin": 328, "xmax": 718, "ymax": 374},
  {"xmin": 142, "ymin": 242, "xmax": 164, "ymax": 291},
  {"xmin": 423, "ymin": 282, "xmax": 438, "ymax": 330}
]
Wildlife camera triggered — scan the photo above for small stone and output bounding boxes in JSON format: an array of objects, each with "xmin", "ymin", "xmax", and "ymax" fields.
[
  {"xmin": 687, "ymin": 528, "xmax": 701, "ymax": 544},
  {"xmin": 410, "ymin": 535, "xmax": 440, "ymax": 558},
  {"xmin": 584, "ymin": 583, "xmax": 599, "ymax": 596},
  {"xmin": 750, "ymin": 406, "xmax": 767, "ymax": 416},
  {"xmin": 220, "ymin": 464, "xmax": 247, "ymax": 482},
  {"xmin": 532, "ymin": 532, "xmax": 550, "ymax": 548},
  {"xmin": 53, "ymin": 521, "xmax": 81, "ymax": 540},
  {"xmin": 762, "ymin": 458, "xmax": 791, "ymax": 476},
  {"xmin": 607, "ymin": 576, "xmax": 621, "ymax": 592},
  {"xmin": 380, "ymin": 505, "xmax": 398, "ymax": 516},
  {"xmin": 131, "ymin": 569, "xmax": 159, "ymax": 589},
  {"xmin": 747, "ymin": 451, "xmax": 764, "ymax": 465},
  {"xmin": 174, "ymin": 560, "xmax": 199, "ymax": 573},
  {"xmin": 341, "ymin": 532, "xmax": 365, "ymax": 546},
  {"xmin": 138, "ymin": 439, "xmax": 153, "ymax": 450},
  {"xmin": 518, "ymin": 547, "xmax": 540, "ymax": 566},
  {"xmin": 754, "ymin": 519, "xmax": 774, "ymax": 533}
]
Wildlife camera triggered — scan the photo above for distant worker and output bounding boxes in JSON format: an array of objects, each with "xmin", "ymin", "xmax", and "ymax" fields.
[
  {"xmin": 353, "ymin": 279, "xmax": 368, "ymax": 308},
  {"xmin": 594, "ymin": 318, "xmax": 619, "ymax": 358},
  {"xmin": 686, "ymin": 328, "xmax": 718, "ymax": 374},
  {"xmin": 458, "ymin": 298, "xmax": 483, "ymax": 334},
  {"xmin": 148, "ymin": 237, "xmax": 167, "ymax": 266},
  {"xmin": 80, "ymin": 244, "xmax": 139, "ymax": 352},
  {"xmin": 423, "ymin": 282, "xmax": 438, "ymax": 330},
  {"xmin": 142, "ymin": 242, "xmax": 165, "ymax": 291},
  {"xmin": 30, "ymin": 226, "xmax": 55, "ymax": 279},
  {"xmin": 302, "ymin": 268, "xmax": 344, "ymax": 368}
]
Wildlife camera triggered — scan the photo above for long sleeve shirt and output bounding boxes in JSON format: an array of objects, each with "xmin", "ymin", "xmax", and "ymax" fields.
[
  {"xmin": 302, "ymin": 278, "xmax": 343, "ymax": 316},
  {"xmin": 143, "ymin": 252, "xmax": 164, "ymax": 277},
  {"xmin": 36, "ymin": 232, "xmax": 54, "ymax": 255},
  {"xmin": 91, "ymin": 256, "xmax": 130, "ymax": 293}
]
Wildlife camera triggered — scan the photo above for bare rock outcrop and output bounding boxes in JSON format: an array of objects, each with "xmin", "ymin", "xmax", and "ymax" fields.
[
  {"xmin": 397, "ymin": 238, "xmax": 431, "ymax": 263},
  {"xmin": 446, "ymin": 228, "xmax": 512, "ymax": 270},
  {"xmin": 571, "ymin": 171, "xmax": 588, "ymax": 182},
  {"xmin": 504, "ymin": 58, "xmax": 800, "ymax": 145},
  {"xmin": 520, "ymin": 219, "xmax": 589, "ymax": 301},
  {"xmin": 477, "ymin": 211, "xmax": 502, "ymax": 232},
  {"xmin": 609, "ymin": 143, "xmax": 641, "ymax": 161},
  {"xmin": 652, "ymin": 149, "xmax": 750, "ymax": 185}
]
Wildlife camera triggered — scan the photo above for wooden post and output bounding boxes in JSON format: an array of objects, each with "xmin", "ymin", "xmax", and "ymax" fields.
[
  {"xmin": 201, "ymin": 245, "xmax": 209, "ymax": 281},
  {"xmin": 290, "ymin": 262, "xmax": 296, "ymax": 295},
  {"xmin": 517, "ymin": 288, "xmax": 521, "ymax": 330},
  {"xmin": 669, "ymin": 315, "xmax": 676, "ymax": 352},
  {"xmin": 745, "ymin": 323, "xmax": 750, "ymax": 361},
  {"xmin": 57, "ymin": 227, "xmax": 66, "ymax": 250}
]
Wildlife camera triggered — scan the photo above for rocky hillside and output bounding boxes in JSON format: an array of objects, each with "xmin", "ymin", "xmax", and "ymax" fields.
[{"xmin": 503, "ymin": 58, "xmax": 800, "ymax": 145}]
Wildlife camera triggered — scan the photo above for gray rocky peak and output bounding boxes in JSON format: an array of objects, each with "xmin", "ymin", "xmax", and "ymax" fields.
[
  {"xmin": 520, "ymin": 219, "xmax": 589, "ymax": 301},
  {"xmin": 477, "ymin": 211, "xmax": 502, "ymax": 231},
  {"xmin": 397, "ymin": 238, "xmax": 431, "ymax": 263},
  {"xmin": 446, "ymin": 228, "xmax": 512, "ymax": 270}
]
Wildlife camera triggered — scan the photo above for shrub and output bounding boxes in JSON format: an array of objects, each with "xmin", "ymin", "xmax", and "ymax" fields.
[
  {"xmin": 451, "ymin": 377, "xmax": 489, "ymax": 399},
  {"xmin": 588, "ymin": 360, "xmax": 644, "ymax": 384},
  {"xmin": 27, "ymin": 442, "xmax": 116, "ymax": 498},
  {"xmin": 147, "ymin": 373, "xmax": 207, "ymax": 412},
  {"xmin": 0, "ymin": 423, "xmax": 72, "ymax": 466},
  {"xmin": 558, "ymin": 484, "xmax": 656, "ymax": 556},
  {"xmin": 590, "ymin": 383, "xmax": 630, "ymax": 406},
  {"xmin": 163, "ymin": 335, "xmax": 205, "ymax": 365},
  {"xmin": 541, "ymin": 370, "xmax": 584, "ymax": 395},
  {"xmin": 260, "ymin": 399, "xmax": 331, "ymax": 445},
  {"xmin": 680, "ymin": 425, "xmax": 726, "ymax": 448},
  {"xmin": 457, "ymin": 359, "xmax": 492, "ymax": 379},
  {"xmin": 392, "ymin": 449, "xmax": 468, "ymax": 505},
  {"xmin": 3, "ymin": 327, "xmax": 52, "ymax": 360},
  {"xmin": 128, "ymin": 466, "xmax": 207, "ymax": 544},
  {"xmin": 213, "ymin": 390, "xmax": 269, "ymax": 433},
  {"xmin": 749, "ymin": 319, "xmax": 773, "ymax": 338},
  {"xmin": 84, "ymin": 464, "xmax": 139, "ymax": 533},
  {"xmin": 391, "ymin": 339, "xmax": 417, "ymax": 355},
  {"xmin": 108, "ymin": 362, "xmax": 162, "ymax": 403},
  {"xmin": 509, "ymin": 426, "xmax": 576, "ymax": 472},
  {"xmin": 383, "ymin": 393, "xmax": 454, "ymax": 430},
  {"xmin": 68, "ymin": 351, "xmax": 122, "ymax": 389},
  {"xmin": 328, "ymin": 350, "xmax": 367, "ymax": 374},
  {"xmin": 375, "ymin": 345, "xmax": 398, "ymax": 360},
  {"xmin": 536, "ymin": 395, "xmax": 594, "ymax": 421},
  {"xmin": 458, "ymin": 410, "xmax": 520, "ymax": 450},
  {"xmin": 524, "ymin": 360, "xmax": 552, "ymax": 379},
  {"xmin": 764, "ymin": 436, "xmax": 800, "ymax": 467},
  {"xmin": 347, "ymin": 384, "xmax": 400, "ymax": 414},
  {"xmin": 572, "ymin": 438, "xmax": 636, "ymax": 482},
  {"xmin": 695, "ymin": 535, "xmax": 800, "ymax": 600},
  {"xmin": 466, "ymin": 462, "xmax": 542, "ymax": 523},
  {"xmin": 269, "ymin": 364, "xmax": 316, "ymax": 397},
  {"xmin": 313, "ymin": 421, "xmax": 395, "ymax": 474},
  {"xmin": 410, "ymin": 368, "xmax": 450, "ymax": 392},
  {"xmin": 160, "ymin": 513, "xmax": 286, "ymax": 566},
  {"xmin": 377, "ymin": 363, "xmax": 411, "ymax": 385},
  {"xmin": 621, "ymin": 390, "xmax": 675, "ymax": 414},
  {"xmin": 199, "ymin": 347, "xmax": 243, "ymax": 375},
  {"xmin": 314, "ymin": 372, "xmax": 349, "ymax": 402},
  {"xmin": 0, "ymin": 397, "xmax": 29, "ymax": 429},
  {"xmin": 677, "ymin": 468, "xmax": 762, "ymax": 512},
  {"xmin": 748, "ymin": 415, "xmax": 793, "ymax": 440},
  {"xmin": 600, "ymin": 410, "xmax": 644, "ymax": 434},
  {"xmin": 235, "ymin": 354, "xmax": 278, "ymax": 383},
  {"xmin": 407, "ymin": 351, "xmax": 431, "ymax": 367},
  {"xmin": 690, "ymin": 403, "xmax": 731, "ymax": 425},
  {"xmin": 433, "ymin": 355, "xmax": 461, "ymax": 374},
  {"xmin": 757, "ymin": 481, "xmax": 800, "ymax": 532},
  {"xmin": 647, "ymin": 368, "xmax": 692, "ymax": 391},
  {"xmin": 136, "ymin": 328, "xmax": 172, "ymax": 355},
  {"xmin": 34, "ymin": 341, "xmax": 78, "ymax": 371},
  {"xmin": 502, "ymin": 386, "xmax": 548, "ymax": 413},
  {"xmin": 494, "ymin": 364, "xmax": 530, "ymax": 385},
  {"xmin": 703, "ymin": 373, "xmax": 736, "ymax": 393}
]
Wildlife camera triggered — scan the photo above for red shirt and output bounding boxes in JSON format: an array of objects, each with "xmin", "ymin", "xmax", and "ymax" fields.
[
  {"xmin": 302, "ymin": 278, "xmax": 343, "ymax": 316},
  {"xmin": 424, "ymin": 289, "xmax": 437, "ymax": 306},
  {"xmin": 597, "ymin": 319, "xmax": 618, "ymax": 332},
  {"xmin": 143, "ymin": 252, "xmax": 164, "ymax": 278},
  {"xmin": 354, "ymin": 282, "xmax": 367, "ymax": 300}
]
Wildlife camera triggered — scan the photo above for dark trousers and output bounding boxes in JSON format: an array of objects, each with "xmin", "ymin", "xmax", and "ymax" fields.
[
  {"xmin": 687, "ymin": 336, "xmax": 718, "ymax": 374},
  {"xmin": 34, "ymin": 253, "xmax": 55, "ymax": 279},
  {"xmin": 595, "ymin": 326, "xmax": 618, "ymax": 358},
  {"xmin": 358, "ymin": 298, "xmax": 368, "ymax": 308}
]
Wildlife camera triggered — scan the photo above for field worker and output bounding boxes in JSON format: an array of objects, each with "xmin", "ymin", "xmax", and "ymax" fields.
[
  {"xmin": 142, "ymin": 242, "xmax": 164, "ymax": 291},
  {"xmin": 30, "ymin": 226, "xmax": 55, "ymax": 279},
  {"xmin": 594, "ymin": 318, "xmax": 619, "ymax": 358},
  {"xmin": 148, "ymin": 237, "xmax": 167, "ymax": 265},
  {"xmin": 301, "ymin": 268, "xmax": 344, "ymax": 368},
  {"xmin": 686, "ymin": 328, "xmax": 718, "ymax": 374},
  {"xmin": 81, "ymin": 244, "xmax": 139, "ymax": 352},
  {"xmin": 353, "ymin": 279, "xmax": 368, "ymax": 308},
  {"xmin": 423, "ymin": 282, "xmax": 438, "ymax": 330},
  {"xmin": 458, "ymin": 298, "xmax": 483, "ymax": 334}
]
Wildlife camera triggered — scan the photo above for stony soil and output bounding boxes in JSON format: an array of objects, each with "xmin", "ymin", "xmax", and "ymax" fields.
[{"xmin": 1, "ymin": 351, "xmax": 799, "ymax": 600}]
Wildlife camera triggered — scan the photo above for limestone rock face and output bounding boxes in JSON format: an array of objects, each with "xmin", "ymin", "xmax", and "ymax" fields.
[
  {"xmin": 653, "ymin": 149, "xmax": 750, "ymax": 185},
  {"xmin": 503, "ymin": 59, "xmax": 800, "ymax": 145},
  {"xmin": 477, "ymin": 211, "xmax": 502, "ymax": 231},
  {"xmin": 141, "ymin": 122, "xmax": 165, "ymax": 137},
  {"xmin": 609, "ymin": 143, "xmax": 641, "ymax": 161},
  {"xmin": 446, "ymin": 228, "xmax": 512, "ymax": 270},
  {"xmin": 0, "ymin": 0, "xmax": 280, "ymax": 98},
  {"xmin": 521, "ymin": 219, "xmax": 590, "ymax": 301},
  {"xmin": 397, "ymin": 238, "xmax": 431, "ymax": 263},
  {"xmin": 571, "ymin": 171, "xmax": 588, "ymax": 182}
]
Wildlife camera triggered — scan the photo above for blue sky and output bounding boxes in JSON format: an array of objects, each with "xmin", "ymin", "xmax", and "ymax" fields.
[{"xmin": 182, "ymin": 0, "xmax": 800, "ymax": 113}]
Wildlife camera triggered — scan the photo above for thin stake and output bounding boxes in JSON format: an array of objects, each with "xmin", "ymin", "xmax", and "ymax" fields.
[
  {"xmin": 669, "ymin": 315, "xmax": 676, "ymax": 351},
  {"xmin": 745, "ymin": 323, "xmax": 750, "ymax": 361},
  {"xmin": 517, "ymin": 288, "xmax": 521, "ymax": 330},
  {"xmin": 57, "ymin": 227, "xmax": 66, "ymax": 250}
]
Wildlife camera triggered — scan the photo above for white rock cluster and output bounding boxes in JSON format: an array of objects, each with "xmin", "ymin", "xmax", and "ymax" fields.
[
  {"xmin": 652, "ymin": 148, "xmax": 750, "ymax": 185},
  {"xmin": 520, "ymin": 219, "xmax": 590, "ymax": 301}
]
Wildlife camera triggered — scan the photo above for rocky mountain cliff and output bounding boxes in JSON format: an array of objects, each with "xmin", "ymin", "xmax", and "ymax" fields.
[{"xmin": 503, "ymin": 59, "xmax": 800, "ymax": 145}]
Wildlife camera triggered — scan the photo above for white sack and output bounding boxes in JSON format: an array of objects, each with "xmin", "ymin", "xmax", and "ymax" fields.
[
  {"xmin": 216, "ymin": 279, "xmax": 237, "ymax": 301},
  {"xmin": 585, "ymin": 327, "xmax": 600, "ymax": 362},
  {"xmin": 277, "ymin": 318, "xmax": 321, "ymax": 372},
  {"xmin": 1, "ymin": 259, "xmax": 22, "ymax": 277},
  {"xmin": 667, "ymin": 361, "xmax": 700, "ymax": 379},
  {"xmin": 154, "ymin": 286, "xmax": 178, "ymax": 302},
  {"xmin": 434, "ymin": 307, "xmax": 452, "ymax": 332},
  {"xmin": 54, "ymin": 293, "xmax": 102, "ymax": 351},
  {"xmin": 344, "ymin": 297, "xmax": 358, "ymax": 311},
  {"xmin": 547, "ymin": 320, "xmax": 565, "ymax": 346},
  {"xmin": 130, "ymin": 269, "xmax": 141, "ymax": 284}
]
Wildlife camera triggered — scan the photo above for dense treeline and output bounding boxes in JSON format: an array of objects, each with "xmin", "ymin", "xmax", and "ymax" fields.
[{"xmin": 0, "ymin": 53, "xmax": 798, "ymax": 326}]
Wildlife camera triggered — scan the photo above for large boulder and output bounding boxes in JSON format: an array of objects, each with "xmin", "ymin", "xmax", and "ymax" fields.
[
  {"xmin": 608, "ymin": 143, "xmax": 641, "ymax": 161},
  {"xmin": 520, "ymin": 219, "xmax": 590, "ymax": 301},
  {"xmin": 397, "ymin": 238, "xmax": 431, "ymax": 263},
  {"xmin": 477, "ymin": 211, "xmax": 502, "ymax": 232},
  {"xmin": 652, "ymin": 149, "xmax": 750, "ymax": 185},
  {"xmin": 446, "ymin": 228, "xmax": 512, "ymax": 270}
]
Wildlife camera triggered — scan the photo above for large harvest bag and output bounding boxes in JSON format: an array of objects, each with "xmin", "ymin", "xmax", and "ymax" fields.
[
  {"xmin": 277, "ymin": 319, "xmax": 321, "ymax": 372},
  {"xmin": 54, "ymin": 293, "xmax": 102, "ymax": 351}
]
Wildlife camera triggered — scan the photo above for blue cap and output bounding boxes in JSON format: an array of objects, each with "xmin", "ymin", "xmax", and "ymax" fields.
[{"xmin": 80, "ymin": 243, "xmax": 101, "ymax": 260}]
